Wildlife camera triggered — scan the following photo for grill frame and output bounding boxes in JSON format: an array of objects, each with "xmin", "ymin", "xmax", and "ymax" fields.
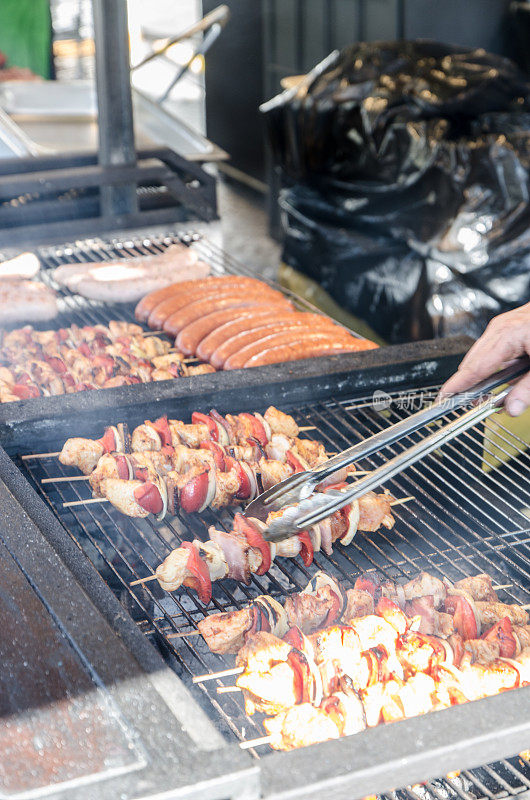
[{"xmin": 2, "ymin": 339, "xmax": 530, "ymax": 800}]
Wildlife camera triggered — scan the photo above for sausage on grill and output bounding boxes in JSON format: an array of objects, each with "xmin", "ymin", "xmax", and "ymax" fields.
[
  {"xmin": 242, "ymin": 338, "xmax": 378, "ymax": 367},
  {"xmin": 137, "ymin": 275, "xmax": 263, "ymax": 323},
  {"xmin": 197, "ymin": 309, "xmax": 286, "ymax": 361},
  {"xmin": 177, "ymin": 303, "xmax": 295, "ymax": 356},
  {"xmin": 224, "ymin": 329, "xmax": 369, "ymax": 370},
  {"xmin": 163, "ymin": 292, "xmax": 292, "ymax": 336},
  {"xmin": 147, "ymin": 277, "xmax": 284, "ymax": 329},
  {"xmin": 210, "ymin": 314, "xmax": 343, "ymax": 369}
]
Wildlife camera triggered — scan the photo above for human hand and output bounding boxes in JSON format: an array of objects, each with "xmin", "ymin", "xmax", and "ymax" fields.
[{"xmin": 439, "ymin": 302, "xmax": 530, "ymax": 417}]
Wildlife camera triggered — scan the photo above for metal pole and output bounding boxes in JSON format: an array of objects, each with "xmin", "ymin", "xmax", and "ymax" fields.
[{"xmin": 92, "ymin": 0, "xmax": 137, "ymax": 217}]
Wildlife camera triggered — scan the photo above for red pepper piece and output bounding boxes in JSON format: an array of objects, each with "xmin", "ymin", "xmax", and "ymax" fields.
[
  {"xmin": 287, "ymin": 649, "xmax": 311, "ymax": 704},
  {"xmin": 200, "ymin": 440, "xmax": 226, "ymax": 471},
  {"xmin": 324, "ymin": 591, "xmax": 343, "ymax": 627},
  {"xmin": 148, "ymin": 416, "xmax": 172, "ymax": 447},
  {"xmin": 134, "ymin": 466, "xmax": 149, "ymax": 482},
  {"xmin": 482, "ymin": 616, "xmax": 517, "ymax": 658},
  {"xmin": 97, "ymin": 427, "xmax": 117, "ymax": 454},
  {"xmin": 44, "ymin": 355, "xmax": 67, "ymax": 374},
  {"xmin": 323, "ymin": 481, "xmax": 348, "ymax": 492},
  {"xmin": 11, "ymin": 383, "xmax": 40, "ymax": 399},
  {"xmin": 179, "ymin": 470, "xmax": 210, "ymax": 513},
  {"xmin": 297, "ymin": 530, "xmax": 314, "ymax": 567},
  {"xmin": 181, "ymin": 541, "xmax": 212, "ymax": 604},
  {"xmin": 286, "ymin": 450, "xmax": 305, "ymax": 472},
  {"xmin": 283, "ymin": 626, "xmax": 305, "ymax": 649},
  {"xmin": 78, "ymin": 342, "xmax": 92, "ymax": 357},
  {"xmin": 133, "ymin": 481, "xmax": 163, "ymax": 515},
  {"xmin": 239, "ymin": 412, "xmax": 268, "ymax": 447},
  {"xmin": 115, "ymin": 455, "xmax": 130, "ymax": 480},
  {"xmin": 233, "ymin": 513, "xmax": 271, "ymax": 575},
  {"xmin": 192, "ymin": 411, "xmax": 219, "ymax": 441},
  {"xmin": 445, "ymin": 595, "xmax": 478, "ymax": 640}
]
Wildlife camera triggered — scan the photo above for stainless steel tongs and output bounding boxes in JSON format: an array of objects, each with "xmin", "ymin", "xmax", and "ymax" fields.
[{"xmin": 245, "ymin": 357, "xmax": 530, "ymax": 541}]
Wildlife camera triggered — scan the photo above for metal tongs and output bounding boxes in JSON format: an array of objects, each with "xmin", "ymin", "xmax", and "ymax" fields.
[{"xmin": 245, "ymin": 357, "xmax": 530, "ymax": 542}]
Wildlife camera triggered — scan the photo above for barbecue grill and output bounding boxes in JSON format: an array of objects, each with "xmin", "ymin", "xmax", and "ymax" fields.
[{"xmin": 1, "ymin": 232, "xmax": 529, "ymax": 800}]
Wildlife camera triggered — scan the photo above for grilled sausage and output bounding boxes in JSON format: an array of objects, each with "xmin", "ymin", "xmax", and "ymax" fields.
[
  {"xmin": 242, "ymin": 337, "xmax": 378, "ymax": 368},
  {"xmin": 136, "ymin": 274, "xmax": 265, "ymax": 322},
  {"xmin": 196, "ymin": 309, "xmax": 287, "ymax": 361},
  {"xmin": 146, "ymin": 277, "xmax": 284, "ymax": 329},
  {"xmin": 210, "ymin": 314, "xmax": 343, "ymax": 368},
  {"xmin": 176, "ymin": 303, "xmax": 295, "ymax": 356},
  {"xmin": 223, "ymin": 329, "xmax": 364, "ymax": 370},
  {"xmin": 162, "ymin": 291, "xmax": 292, "ymax": 336}
]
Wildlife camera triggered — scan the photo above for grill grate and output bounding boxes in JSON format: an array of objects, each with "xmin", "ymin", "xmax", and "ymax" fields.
[{"xmin": 16, "ymin": 388, "xmax": 530, "ymax": 796}]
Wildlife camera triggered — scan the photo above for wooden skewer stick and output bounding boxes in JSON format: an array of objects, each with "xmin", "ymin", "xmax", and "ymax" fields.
[
  {"xmin": 492, "ymin": 584, "xmax": 511, "ymax": 590},
  {"xmin": 217, "ymin": 685, "xmax": 240, "ymax": 694},
  {"xmin": 142, "ymin": 330, "xmax": 165, "ymax": 337},
  {"xmin": 130, "ymin": 574, "xmax": 158, "ymax": 586},
  {"xmin": 63, "ymin": 497, "xmax": 108, "ymax": 508},
  {"xmin": 520, "ymin": 604, "xmax": 530, "ymax": 610},
  {"xmin": 298, "ymin": 426, "xmax": 316, "ymax": 432},
  {"xmin": 239, "ymin": 735, "xmax": 272, "ymax": 750},
  {"xmin": 21, "ymin": 451, "xmax": 60, "ymax": 460},
  {"xmin": 390, "ymin": 496, "xmax": 415, "ymax": 507},
  {"xmin": 193, "ymin": 666, "xmax": 243, "ymax": 684},
  {"xmin": 166, "ymin": 630, "xmax": 202, "ymax": 639},
  {"xmin": 42, "ymin": 475, "xmax": 89, "ymax": 484}
]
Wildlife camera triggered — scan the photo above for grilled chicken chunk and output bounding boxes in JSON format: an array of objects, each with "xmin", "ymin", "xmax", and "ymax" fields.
[
  {"xmin": 264, "ymin": 406, "xmax": 299, "ymax": 438},
  {"xmin": 59, "ymin": 438, "xmax": 104, "ymax": 475},
  {"xmin": 100, "ymin": 478, "xmax": 149, "ymax": 518},
  {"xmin": 357, "ymin": 492, "xmax": 394, "ymax": 531}
]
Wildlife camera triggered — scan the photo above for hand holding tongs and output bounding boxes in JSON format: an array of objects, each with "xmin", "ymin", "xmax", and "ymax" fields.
[{"xmin": 245, "ymin": 357, "xmax": 530, "ymax": 541}]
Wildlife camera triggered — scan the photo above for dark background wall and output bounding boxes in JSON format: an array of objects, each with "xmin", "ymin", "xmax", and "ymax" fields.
[{"xmin": 204, "ymin": 0, "xmax": 517, "ymax": 181}]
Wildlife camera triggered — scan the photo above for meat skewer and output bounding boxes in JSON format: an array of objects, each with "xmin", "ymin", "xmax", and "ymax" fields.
[
  {"xmin": 57, "ymin": 406, "xmax": 307, "ymax": 474},
  {"xmin": 0, "ymin": 321, "xmax": 215, "ymax": 402},
  {"xmin": 132, "ymin": 499, "xmax": 393, "ymax": 603},
  {"xmin": 192, "ymin": 570, "xmax": 520, "ymax": 672}
]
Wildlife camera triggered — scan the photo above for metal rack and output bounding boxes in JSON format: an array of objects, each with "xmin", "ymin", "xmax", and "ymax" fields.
[{"xmin": 17, "ymin": 387, "xmax": 530, "ymax": 797}]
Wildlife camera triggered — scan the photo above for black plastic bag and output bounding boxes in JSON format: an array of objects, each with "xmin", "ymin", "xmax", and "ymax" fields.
[{"xmin": 264, "ymin": 41, "xmax": 530, "ymax": 341}]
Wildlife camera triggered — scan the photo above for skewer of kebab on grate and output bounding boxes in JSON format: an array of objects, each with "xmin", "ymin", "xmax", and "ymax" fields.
[
  {"xmin": 190, "ymin": 569, "xmax": 525, "ymax": 662},
  {"xmin": 231, "ymin": 598, "xmax": 530, "ymax": 751},
  {"xmin": 56, "ymin": 406, "xmax": 313, "ymax": 474},
  {"xmin": 0, "ymin": 322, "xmax": 211, "ymax": 401}
]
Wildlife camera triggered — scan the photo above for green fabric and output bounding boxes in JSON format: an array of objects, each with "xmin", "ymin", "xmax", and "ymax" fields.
[{"xmin": 0, "ymin": 0, "xmax": 52, "ymax": 78}]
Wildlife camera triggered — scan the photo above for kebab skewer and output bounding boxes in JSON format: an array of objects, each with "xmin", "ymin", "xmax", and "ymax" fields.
[
  {"xmin": 190, "ymin": 570, "xmax": 523, "ymax": 656},
  {"xmin": 0, "ymin": 321, "xmax": 212, "ymax": 401},
  {"xmin": 57, "ymin": 406, "xmax": 316, "ymax": 475}
]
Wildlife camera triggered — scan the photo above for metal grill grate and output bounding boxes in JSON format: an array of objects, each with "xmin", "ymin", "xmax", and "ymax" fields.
[{"xmin": 16, "ymin": 388, "xmax": 530, "ymax": 797}]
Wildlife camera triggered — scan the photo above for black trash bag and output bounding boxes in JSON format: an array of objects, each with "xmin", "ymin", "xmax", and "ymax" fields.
[
  {"xmin": 280, "ymin": 187, "xmax": 432, "ymax": 343},
  {"xmin": 280, "ymin": 185, "xmax": 530, "ymax": 343},
  {"xmin": 263, "ymin": 40, "xmax": 530, "ymax": 185},
  {"xmin": 264, "ymin": 41, "xmax": 530, "ymax": 341}
]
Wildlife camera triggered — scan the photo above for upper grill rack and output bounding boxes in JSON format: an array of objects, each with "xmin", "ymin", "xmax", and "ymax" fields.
[{"xmin": 17, "ymin": 387, "xmax": 530, "ymax": 799}]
